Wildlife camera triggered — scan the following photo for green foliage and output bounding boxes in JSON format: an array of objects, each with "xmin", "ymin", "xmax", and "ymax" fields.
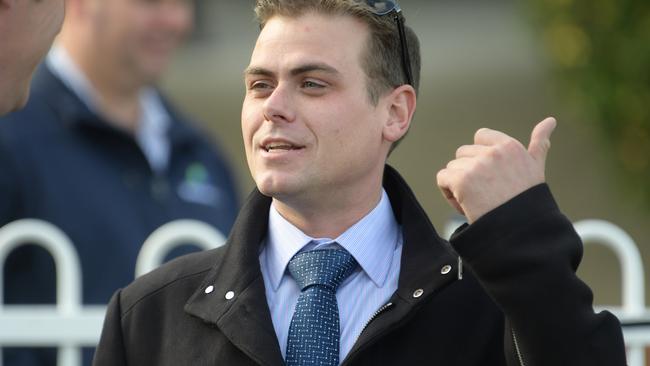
[{"xmin": 527, "ymin": 0, "xmax": 650, "ymax": 207}]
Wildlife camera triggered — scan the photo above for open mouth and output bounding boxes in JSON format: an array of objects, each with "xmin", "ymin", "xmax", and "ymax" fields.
[{"xmin": 263, "ymin": 142, "xmax": 305, "ymax": 152}]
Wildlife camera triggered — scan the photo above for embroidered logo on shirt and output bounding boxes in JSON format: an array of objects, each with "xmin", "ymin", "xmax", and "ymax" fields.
[{"xmin": 177, "ymin": 162, "xmax": 223, "ymax": 206}]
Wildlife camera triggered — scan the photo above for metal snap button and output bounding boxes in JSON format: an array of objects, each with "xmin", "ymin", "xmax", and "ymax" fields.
[
  {"xmin": 441, "ymin": 265, "xmax": 452, "ymax": 275},
  {"xmin": 204, "ymin": 285, "xmax": 214, "ymax": 294},
  {"xmin": 413, "ymin": 289, "xmax": 424, "ymax": 298}
]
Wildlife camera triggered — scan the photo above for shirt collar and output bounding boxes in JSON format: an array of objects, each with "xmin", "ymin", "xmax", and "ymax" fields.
[
  {"xmin": 46, "ymin": 44, "xmax": 99, "ymax": 113},
  {"xmin": 135, "ymin": 88, "xmax": 171, "ymax": 172},
  {"xmin": 138, "ymin": 87, "xmax": 170, "ymax": 136},
  {"xmin": 265, "ymin": 189, "xmax": 399, "ymax": 290}
]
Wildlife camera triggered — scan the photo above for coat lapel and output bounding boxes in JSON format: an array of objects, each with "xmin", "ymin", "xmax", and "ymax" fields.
[
  {"xmin": 184, "ymin": 190, "xmax": 285, "ymax": 366},
  {"xmin": 343, "ymin": 166, "xmax": 461, "ymax": 364}
]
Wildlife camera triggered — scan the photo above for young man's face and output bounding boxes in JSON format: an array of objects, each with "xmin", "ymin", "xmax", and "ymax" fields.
[
  {"xmin": 242, "ymin": 13, "xmax": 393, "ymax": 207},
  {"xmin": 0, "ymin": 0, "xmax": 65, "ymax": 115}
]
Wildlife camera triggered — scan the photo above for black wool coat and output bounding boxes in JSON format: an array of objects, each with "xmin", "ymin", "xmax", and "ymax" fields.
[{"xmin": 93, "ymin": 166, "xmax": 626, "ymax": 366}]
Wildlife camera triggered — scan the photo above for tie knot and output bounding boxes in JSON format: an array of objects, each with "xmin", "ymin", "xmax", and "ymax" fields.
[{"xmin": 287, "ymin": 249, "xmax": 358, "ymax": 291}]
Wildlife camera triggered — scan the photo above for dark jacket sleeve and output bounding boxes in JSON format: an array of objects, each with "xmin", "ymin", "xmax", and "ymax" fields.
[
  {"xmin": 450, "ymin": 184, "xmax": 627, "ymax": 366},
  {"xmin": 93, "ymin": 290, "xmax": 129, "ymax": 366}
]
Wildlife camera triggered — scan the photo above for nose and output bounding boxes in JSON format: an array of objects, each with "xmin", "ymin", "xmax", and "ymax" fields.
[{"xmin": 263, "ymin": 83, "xmax": 296, "ymax": 124}]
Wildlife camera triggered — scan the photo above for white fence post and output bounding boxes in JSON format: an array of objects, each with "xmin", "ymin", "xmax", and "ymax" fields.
[
  {"xmin": 444, "ymin": 217, "xmax": 649, "ymax": 366},
  {"xmin": 0, "ymin": 219, "xmax": 97, "ymax": 366},
  {"xmin": 574, "ymin": 219, "xmax": 648, "ymax": 366},
  {"xmin": 0, "ymin": 218, "xmax": 226, "ymax": 366},
  {"xmin": 135, "ymin": 219, "xmax": 227, "ymax": 277}
]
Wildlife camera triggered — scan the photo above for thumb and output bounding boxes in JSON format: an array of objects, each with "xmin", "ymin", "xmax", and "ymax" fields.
[{"xmin": 528, "ymin": 117, "xmax": 557, "ymax": 164}]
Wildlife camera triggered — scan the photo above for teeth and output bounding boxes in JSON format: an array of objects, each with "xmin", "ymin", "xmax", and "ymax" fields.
[{"xmin": 265, "ymin": 143, "xmax": 294, "ymax": 151}]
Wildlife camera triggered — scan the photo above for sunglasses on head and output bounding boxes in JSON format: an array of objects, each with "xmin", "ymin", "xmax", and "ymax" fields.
[{"xmin": 364, "ymin": 0, "xmax": 413, "ymax": 86}]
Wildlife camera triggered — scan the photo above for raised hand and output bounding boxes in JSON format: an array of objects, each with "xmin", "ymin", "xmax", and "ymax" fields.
[{"xmin": 436, "ymin": 117, "xmax": 557, "ymax": 223}]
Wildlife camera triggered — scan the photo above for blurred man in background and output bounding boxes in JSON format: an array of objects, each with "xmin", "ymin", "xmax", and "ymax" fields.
[
  {"xmin": 0, "ymin": 0, "xmax": 239, "ymax": 364},
  {"xmin": 0, "ymin": 0, "xmax": 65, "ymax": 115}
]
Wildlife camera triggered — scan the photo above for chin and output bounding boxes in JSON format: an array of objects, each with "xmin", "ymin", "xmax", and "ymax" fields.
[
  {"xmin": 5, "ymin": 88, "xmax": 30, "ymax": 115},
  {"xmin": 255, "ymin": 180, "xmax": 284, "ymax": 198},
  {"xmin": 253, "ymin": 172, "xmax": 295, "ymax": 199},
  {"xmin": 141, "ymin": 57, "xmax": 170, "ymax": 78}
]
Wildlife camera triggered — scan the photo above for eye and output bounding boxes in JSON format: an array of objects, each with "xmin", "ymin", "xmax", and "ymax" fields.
[
  {"xmin": 246, "ymin": 79, "xmax": 275, "ymax": 98},
  {"xmin": 302, "ymin": 80, "xmax": 325, "ymax": 89},
  {"xmin": 249, "ymin": 80, "xmax": 274, "ymax": 90}
]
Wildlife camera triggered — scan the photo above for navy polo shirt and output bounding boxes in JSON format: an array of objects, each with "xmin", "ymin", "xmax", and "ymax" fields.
[{"xmin": 0, "ymin": 65, "xmax": 240, "ymax": 365}]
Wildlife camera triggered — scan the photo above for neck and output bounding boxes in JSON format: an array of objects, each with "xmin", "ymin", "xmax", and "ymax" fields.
[
  {"xmin": 93, "ymin": 85, "xmax": 142, "ymax": 133},
  {"xmin": 272, "ymin": 176, "xmax": 385, "ymax": 239}
]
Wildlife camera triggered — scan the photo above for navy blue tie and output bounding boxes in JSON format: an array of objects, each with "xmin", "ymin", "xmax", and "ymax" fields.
[{"xmin": 285, "ymin": 249, "xmax": 358, "ymax": 366}]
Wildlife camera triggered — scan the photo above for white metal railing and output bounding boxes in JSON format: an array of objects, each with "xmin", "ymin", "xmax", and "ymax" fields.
[
  {"xmin": 0, "ymin": 219, "xmax": 96, "ymax": 366},
  {"xmin": 1, "ymin": 218, "xmax": 648, "ymax": 366},
  {"xmin": 0, "ymin": 219, "xmax": 226, "ymax": 366}
]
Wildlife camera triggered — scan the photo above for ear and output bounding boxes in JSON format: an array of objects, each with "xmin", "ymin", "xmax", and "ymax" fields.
[{"xmin": 382, "ymin": 84, "xmax": 416, "ymax": 143}]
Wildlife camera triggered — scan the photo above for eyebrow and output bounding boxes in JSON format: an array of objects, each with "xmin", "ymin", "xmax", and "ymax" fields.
[{"xmin": 243, "ymin": 63, "xmax": 341, "ymax": 78}]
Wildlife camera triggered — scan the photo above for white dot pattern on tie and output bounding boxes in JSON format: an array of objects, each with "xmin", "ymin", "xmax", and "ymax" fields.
[{"xmin": 285, "ymin": 249, "xmax": 358, "ymax": 366}]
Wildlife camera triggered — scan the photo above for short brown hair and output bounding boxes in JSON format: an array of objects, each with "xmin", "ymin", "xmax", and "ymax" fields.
[{"xmin": 254, "ymin": 0, "xmax": 421, "ymax": 104}]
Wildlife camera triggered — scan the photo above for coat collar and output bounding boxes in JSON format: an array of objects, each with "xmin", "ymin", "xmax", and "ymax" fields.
[{"xmin": 185, "ymin": 165, "xmax": 460, "ymax": 366}]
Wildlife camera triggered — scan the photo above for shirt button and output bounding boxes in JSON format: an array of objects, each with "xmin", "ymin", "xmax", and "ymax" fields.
[
  {"xmin": 225, "ymin": 291, "xmax": 235, "ymax": 300},
  {"xmin": 204, "ymin": 285, "xmax": 214, "ymax": 294}
]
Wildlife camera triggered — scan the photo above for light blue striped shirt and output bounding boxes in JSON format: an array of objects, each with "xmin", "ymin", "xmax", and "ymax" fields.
[{"xmin": 259, "ymin": 189, "xmax": 403, "ymax": 363}]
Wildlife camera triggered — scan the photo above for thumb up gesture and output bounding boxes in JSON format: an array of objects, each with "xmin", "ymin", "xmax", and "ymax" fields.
[{"xmin": 437, "ymin": 117, "xmax": 557, "ymax": 223}]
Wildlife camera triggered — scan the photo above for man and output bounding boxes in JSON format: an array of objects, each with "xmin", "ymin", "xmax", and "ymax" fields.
[
  {"xmin": 0, "ymin": 0, "xmax": 64, "ymax": 115},
  {"xmin": 0, "ymin": 0, "xmax": 239, "ymax": 365},
  {"xmin": 93, "ymin": 1, "xmax": 627, "ymax": 365}
]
